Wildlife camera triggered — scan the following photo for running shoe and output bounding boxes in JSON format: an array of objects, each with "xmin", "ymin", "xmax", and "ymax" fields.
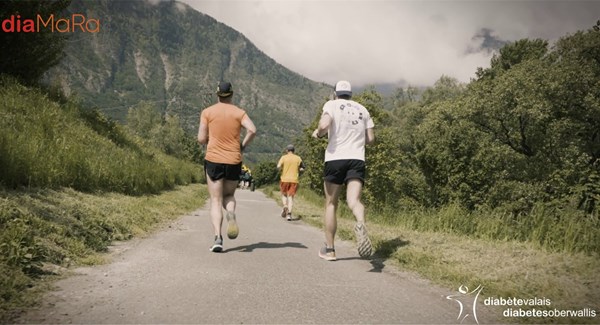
[
  {"xmin": 286, "ymin": 213, "xmax": 292, "ymax": 221},
  {"xmin": 226, "ymin": 212, "xmax": 239, "ymax": 239},
  {"xmin": 354, "ymin": 222, "xmax": 373, "ymax": 258},
  {"xmin": 318, "ymin": 245, "xmax": 336, "ymax": 261},
  {"xmin": 281, "ymin": 207, "xmax": 288, "ymax": 218},
  {"xmin": 209, "ymin": 236, "xmax": 223, "ymax": 252}
]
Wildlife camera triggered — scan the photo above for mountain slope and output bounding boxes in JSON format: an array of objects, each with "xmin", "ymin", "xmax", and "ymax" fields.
[{"xmin": 46, "ymin": 0, "xmax": 332, "ymax": 161}]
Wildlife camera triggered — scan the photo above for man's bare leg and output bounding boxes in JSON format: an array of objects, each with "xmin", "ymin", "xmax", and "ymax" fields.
[
  {"xmin": 323, "ymin": 181, "xmax": 342, "ymax": 248},
  {"xmin": 346, "ymin": 179, "xmax": 372, "ymax": 258},
  {"xmin": 345, "ymin": 179, "xmax": 365, "ymax": 224},
  {"xmin": 206, "ymin": 174, "xmax": 224, "ymax": 237},
  {"xmin": 223, "ymin": 179, "xmax": 239, "ymax": 239}
]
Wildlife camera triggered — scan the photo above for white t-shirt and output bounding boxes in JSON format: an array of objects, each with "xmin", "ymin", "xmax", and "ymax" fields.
[{"xmin": 321, "ymin": 98, "xmax": 375, "ymax": 162}]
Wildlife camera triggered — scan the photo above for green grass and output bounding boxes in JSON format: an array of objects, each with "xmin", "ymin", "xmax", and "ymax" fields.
[
  {"xmin": 0, "ymin": 184, "xmax": 208, "ymax": 322},
  {"xmin": 0, "ymin": 76, "xmax": 202, "ymax": 194},
  {"xmin": 0, "ymin": 77, "xmax": 210, "ymax": 322},
  {"xmin": 262, "ymin": 184, "xmax": 600, "ymax": 324},
  {"xmin": 372, "ymin": 203, "xmax": 600, "ymax": 256}
]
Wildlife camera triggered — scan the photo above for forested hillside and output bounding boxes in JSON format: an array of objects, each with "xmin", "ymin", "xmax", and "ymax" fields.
[{"xmin": 44, "ymin": 0, "xmax": 332, "ymax": 162}]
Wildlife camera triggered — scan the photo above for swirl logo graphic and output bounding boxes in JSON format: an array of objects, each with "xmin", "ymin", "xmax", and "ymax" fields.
[{"xmin": 446, "ymin": 285, "xmax": 484, "ymax": 324}]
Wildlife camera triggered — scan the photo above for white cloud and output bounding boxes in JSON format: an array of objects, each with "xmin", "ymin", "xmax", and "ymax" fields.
[{"xmin": 179, "ymin": 0, "xmax": 600, "ymax": 87}]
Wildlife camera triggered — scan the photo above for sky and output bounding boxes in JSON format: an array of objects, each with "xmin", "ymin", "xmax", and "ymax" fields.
[{"xmin": 178, "ymin": 0, "xmax": 600, "ymax": 87}]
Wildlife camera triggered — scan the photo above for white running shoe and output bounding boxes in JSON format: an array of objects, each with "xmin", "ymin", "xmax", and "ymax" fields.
[{"xmin": 354, "ymin": 222, "xmax": 373, "ymax": 258}]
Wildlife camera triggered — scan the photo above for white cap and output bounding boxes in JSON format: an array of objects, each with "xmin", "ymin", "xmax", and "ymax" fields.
[{"xmin": 334, "ymin": 80, "xmax": 352, "ymax": 97}]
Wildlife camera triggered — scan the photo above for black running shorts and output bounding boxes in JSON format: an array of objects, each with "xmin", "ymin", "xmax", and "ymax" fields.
[
  {"xmin": 204, "ymin": 160, "xmax": 242, "ymax": 181},
  {"xmin": 323, "ymin": 159, "xmax": 366, "ymax": 185}
]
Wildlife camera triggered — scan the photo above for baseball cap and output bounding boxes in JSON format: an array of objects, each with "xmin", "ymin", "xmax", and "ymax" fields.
[
  {"xmin": 286, "ymin": 144, "xmax": 295, "ymax": 151},
  {"xmin": 334, "ymin": 80, "xmax": 352, "ymax": 97},
  {"xmin": 217, "ymin": 81, "xmax": 233, "ymax": 97}
]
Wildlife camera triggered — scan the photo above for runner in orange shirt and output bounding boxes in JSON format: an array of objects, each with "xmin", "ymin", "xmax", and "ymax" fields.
[{"xmin": 197, "ymin": 81, "xmax": 256, "ymax": 252}]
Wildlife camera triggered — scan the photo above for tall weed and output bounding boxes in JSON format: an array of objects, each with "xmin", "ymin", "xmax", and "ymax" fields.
[
  {"xmin": 375, "ymin": 202, "xmax": 599, "ymax": 255},
  {"xmin": 0, "ymin": 77, "xmax": 202, "ymax": 194}
]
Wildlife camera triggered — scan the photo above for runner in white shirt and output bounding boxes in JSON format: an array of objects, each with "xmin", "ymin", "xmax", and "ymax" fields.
[{"xmin": 312, "ymin": 80, "xmax": 375, "ymax": 261}]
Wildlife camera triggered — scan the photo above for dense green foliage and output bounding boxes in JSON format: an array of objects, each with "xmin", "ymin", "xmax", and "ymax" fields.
[
  {"xmin": 0, "ymin": 77, "xmax": 202, "ymax": 194},
  {"xmin": 252, "ymin": 160, "xmax": 279, "ymax": 188},
  {"xmin": 297, "ymin": 24, "xmax": 600, "ymax": 255},
  {"xmin": 0, "ymin": 0, "xmax": 71, "ymax": 85}
]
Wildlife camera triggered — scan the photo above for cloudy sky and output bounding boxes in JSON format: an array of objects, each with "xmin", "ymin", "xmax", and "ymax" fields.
[{"xmin": 179, "ymin": 0, "xmax": 599, "ymax": 87}]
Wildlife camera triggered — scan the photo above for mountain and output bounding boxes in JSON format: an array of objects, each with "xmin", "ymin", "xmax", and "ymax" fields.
[
  {"xmin": 45, "ymin": 0, "xmax": 332, "ymax": 161},
  {"xmin": 353, "ymin": 82, "xmax": 408, "ymax": 96}
]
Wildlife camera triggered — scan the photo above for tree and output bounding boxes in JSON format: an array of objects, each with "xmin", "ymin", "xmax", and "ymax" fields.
[
  {"xmin": 126, "ymin": 101, "xmax": 200, "ymax": 162},
  {"xmin": 126, "ymin": 101, "xmax": 162, "ymax": 139},
  {"xmin": 476, "ymin": 39, "xmax": 548, "ymax": 80},
  {"xmin": 461, "ymin": 26, "xmax": 600, "ymax": 212},
  {"xmin": 0, "ymin": 0, "xmax": 72, "ymax": 84},
  {"xmin": 421, "ymin": 75, "xmax": 464, "ymax": 105},
  {"xmin": 252, "ymin": 161, "xmax": 279, "ymax": 188},
  {"xmin": 159, "ymin": 114, "xmax": 186, "ymax": 158}
]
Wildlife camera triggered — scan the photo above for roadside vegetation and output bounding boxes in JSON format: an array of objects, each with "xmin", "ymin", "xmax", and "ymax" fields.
[
  {"xmin": 1, "ymin": 2, "xmax": 209, "ymax": 319},
  {"xmin": 0, "ymin": 184, "xmax": 207, "ymax": 322},
  {"xmin": 0, "ymin": 77, "xmax": 203, "ymax": 194},
  {"xmin": 0, "ymin": 77, "xmax": 207, "ymax": 321}
]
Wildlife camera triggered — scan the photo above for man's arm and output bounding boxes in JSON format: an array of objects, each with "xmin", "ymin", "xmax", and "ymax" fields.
[
  {"xmin": 312, "ymin": 113, "xmax": 332, "ymax": 138},
  {"xmin": 240, "ymin": 114, "xmax": 257, "ymax": 151},
  {"xmin": 366, "ymin": 128, "xmax": 375, "ymax": 145},
  {"xmin": 197, "ymin": 114, "xmax": 208, "ymax": 145}
]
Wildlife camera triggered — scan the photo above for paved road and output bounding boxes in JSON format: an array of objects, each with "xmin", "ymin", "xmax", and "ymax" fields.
[{"xmin": 17, "ymin": 189, "xmax": 480, "ymax": 324}]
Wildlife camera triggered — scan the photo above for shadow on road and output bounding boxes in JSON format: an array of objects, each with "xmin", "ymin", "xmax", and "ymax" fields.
[
  {"xmin": 368, "ymin": 237, "xmax": 410, "ymax": 273},
  {"xmin": 224, "ymin": 241, "xmax": 308, "ymax": 253},
  {"xmin": 336, "ymin": 237, "xmax": 410, "ymax": 273}
]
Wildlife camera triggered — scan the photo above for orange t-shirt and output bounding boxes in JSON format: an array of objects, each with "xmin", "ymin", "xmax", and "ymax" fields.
[{"xmin": 200, "ymin": 102, "xmax": 246, "ymax": 164}]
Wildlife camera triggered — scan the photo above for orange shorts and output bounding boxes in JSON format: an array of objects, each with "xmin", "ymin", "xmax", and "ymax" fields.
[{"xmin": 280, "ymin": 182, "xmax": 298, "ymax": 196}]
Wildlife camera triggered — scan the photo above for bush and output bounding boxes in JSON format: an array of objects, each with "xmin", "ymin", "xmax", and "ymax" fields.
[{"xmin": 252, "ymin": 160, "xmax": 279, "ymax": 187}]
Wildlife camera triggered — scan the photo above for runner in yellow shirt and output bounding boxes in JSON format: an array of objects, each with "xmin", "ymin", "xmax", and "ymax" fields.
[{"xmin": 277, "ymin": 144, "xmax": 305, "ymax": 221}]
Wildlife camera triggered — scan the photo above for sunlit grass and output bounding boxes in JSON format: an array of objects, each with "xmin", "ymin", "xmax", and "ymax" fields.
[
  {"xmin": 0, "ymin": 184, "xmax": 207, "ymax": 322},
  {"xmin": 0, "ymin": 78, "xmax": 202, "ymax": 194}
]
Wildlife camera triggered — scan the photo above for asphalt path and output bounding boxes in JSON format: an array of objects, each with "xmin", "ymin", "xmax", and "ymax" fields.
[{"xmin": 17, "ymin": 189, "xmax": 485, "ymax": 324}]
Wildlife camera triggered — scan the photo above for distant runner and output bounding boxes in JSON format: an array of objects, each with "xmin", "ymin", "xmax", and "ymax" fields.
[
  {"xmin": 312, "ymin": 80, "xmax": 375, "ymax": 261},
  {"xmin": 240, "ymin": 165, "xmax": 253, "ymax": 190},
  {"xmin": 197, "ymin": 81, "xmax": 256, "ymax": 252},
  {"xmin": 277, "ymin": 144, "xmax": 305, "ymax": 221}
]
